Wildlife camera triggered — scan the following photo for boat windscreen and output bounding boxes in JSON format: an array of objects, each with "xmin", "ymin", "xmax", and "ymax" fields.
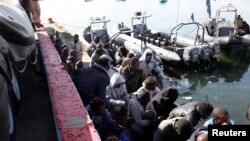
[{"xmin": 218, "ymin": 28, "xmax": 234, "ymax": 37}]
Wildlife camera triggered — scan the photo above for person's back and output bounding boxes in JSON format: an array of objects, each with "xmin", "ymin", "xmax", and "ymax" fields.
[
  {"xmin": 153, "ymin": 117, "xmax": 194, "ymax": 141},
  {"xmin": 74, "ymin": 56, "xmax": 110, "ymax": 106},
  {"xmin": 169, "ymin": 101, "xmax": 213, "ymax": 127},
  {"xmin": 147, "ymin": 87, "xmax": 179, "ymax": 119}
]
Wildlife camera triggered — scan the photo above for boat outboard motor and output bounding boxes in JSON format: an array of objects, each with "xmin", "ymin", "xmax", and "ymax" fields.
[
  {"xmin": 0, "ymin": 2, "xmax": 35, "ymax": 62},
  {"xmin": 208, "ymin": 42, "xmax": 221, "ymax": 61},
  {"xmin": 183, "ymin": 46, "xmax": 199, "ymax": 66},
  {"xmin": 197, "ymin": 44, "xmax": 211, "ymax": 62}
]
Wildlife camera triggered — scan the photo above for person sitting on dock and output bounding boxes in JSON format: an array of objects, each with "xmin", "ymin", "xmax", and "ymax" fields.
[
  {"xmin": 73, "ymin": 55, "xmax": 110, "ymax": 106},
  {"xmin": 168, "ymin": 101, "xmax": 214, "ymax": 127},
  {"xmin": 70, "ymin": 34, "xmax": 84, "ymax": 61},
  {"xmin": 88, "ymin": 36, "xmax": 102, "ymax": 56},
  {"xmin": 90, "ymin": 43, "xmax": 111, "ymax": 66},
  {"xmin": 203, "ymin": 106, "xmax": 235, "ymax": 126},
  {"xmin": 139, "ymin": 49, "xmax": 164, "ymax": 89}
]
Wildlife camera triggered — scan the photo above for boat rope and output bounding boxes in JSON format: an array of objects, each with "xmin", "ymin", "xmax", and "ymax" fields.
[
  {"xmin": 29, "ymin": 47, "xmax": 38, "ymax": 65},
  {"xmin": 11, "ymin": 60, "xmax": 27, "ymax": 74}
]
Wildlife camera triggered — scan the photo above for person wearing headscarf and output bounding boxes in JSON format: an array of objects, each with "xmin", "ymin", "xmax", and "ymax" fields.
[
  {"xmin": 153, "ymin": 117, "xmax": 194, "ymax": 141},
  {"xmin": 106, "ymin": 73, "xmax": 129, "ymax": 116},
  {"xmin": 139, "ymin": 48, "xmax": 164, "ymax": 89},
  {"xmin": 142, "ymin": 76, "xmax": 161, "ymax": 99},
  {"xmin": 147, "ymin": 87, "xmax": 179, "ymax": 119}
]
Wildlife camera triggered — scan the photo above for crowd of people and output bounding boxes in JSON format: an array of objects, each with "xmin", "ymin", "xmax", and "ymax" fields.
[{"xmin": 51, "ymin": 30, "xmax": 250, "ymax": 141}]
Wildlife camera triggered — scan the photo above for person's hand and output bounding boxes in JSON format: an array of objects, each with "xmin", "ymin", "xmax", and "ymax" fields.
[{"xmin": 145, "ymin": 110, "xmax": 156, "ymax": 119}]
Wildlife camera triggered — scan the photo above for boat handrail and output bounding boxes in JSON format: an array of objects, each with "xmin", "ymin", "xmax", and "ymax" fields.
[
  {"xmin": 170, "ymin": 22, "xmax": 205, "ymax": 45},
  {"xmin": 132, "ymin": 14, "xmax": 152, "ymax": 19}
]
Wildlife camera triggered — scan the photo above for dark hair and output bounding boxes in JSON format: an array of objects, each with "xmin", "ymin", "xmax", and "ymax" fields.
[
  {"xmin": 129, "ymin": 57, "xmax": 139, "ymax": 66},
  {"xmin": 103, "ymin": 43, "xmax": 110, "ymax": 49},
  {"xmin": 74, "ymin": 34, "xmax": 79, "ymax": 38},
  {"xmin": 98, "ymin": 56, "xmax": 110, "ymax": 67},
  {"xmin": 89, "ymin": 97, "xmax": 105, "ymax": 114},
  {"xmin": 197, "ymin": 101, "xmax": 213, "ymax": 119}
]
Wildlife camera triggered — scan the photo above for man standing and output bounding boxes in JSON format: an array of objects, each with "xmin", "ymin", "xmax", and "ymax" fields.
[{"xmin": 70, "ymin": 34, "xmax": 84, "ymax": 61}]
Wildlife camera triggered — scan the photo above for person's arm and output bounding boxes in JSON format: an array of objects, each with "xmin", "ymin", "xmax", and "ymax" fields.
[
  {"xmin": 96, "ymin": 77, "xmax": 109, "ymax": 103},
  {"xmin": 128, "ymin": 100, "xmax": 151, "ymax": 127},
  {"xmin": 105, "ymin": 87, "xmax": 125, "ymax": 107}
]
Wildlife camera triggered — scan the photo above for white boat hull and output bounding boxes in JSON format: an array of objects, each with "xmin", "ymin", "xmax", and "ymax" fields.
[{"xmin": 115, "ymin": 34, "xmax": 181, "ymax": 62}]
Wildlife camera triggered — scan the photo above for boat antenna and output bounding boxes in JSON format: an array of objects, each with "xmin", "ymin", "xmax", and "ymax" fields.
[{"xmin": 174, "ymin": 0, "xmax": 180, "ymax": 51}]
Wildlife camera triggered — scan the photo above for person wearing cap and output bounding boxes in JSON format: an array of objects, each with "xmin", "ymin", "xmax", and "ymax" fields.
[
  {"xmin": 147, "ymin": 87, "xmax": 179, "ymax": 119},
  {"xmin": 73, "ymin": 55, "xmax": 110, "ymax": 106},
  {"xmin": 141, "ymin": 76, "xmax": 161, "ymax": 99},
  {"xmin": 203, "ymin": 106, "xmax": 235, "ymax": 126},
  {"xmin": 90, "ymin": 43, "xmax": 111, "ymax": 67},
  {"xmin": 106, "ymin": 73, "xmax": 129, "ymax": 118},
  {"xmin": 128, "ymin": 87, "xmax": 156, "ymax": 141},
  {"xmin": 139, "ymin": 49, "xmax": 164, "ymax": 89},
  {"xmin": 169, "ymin": 101, "xmax": 214, "ymax": 127},
  {"xmin": 153, "ymin": 117, "xmax": 194, "ymax": 141}
]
